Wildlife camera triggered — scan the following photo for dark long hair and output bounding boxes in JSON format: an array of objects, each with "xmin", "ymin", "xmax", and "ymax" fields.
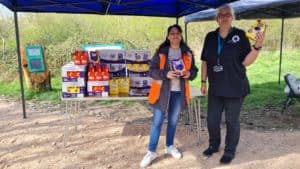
[{"xmin": 156, "ymin": 24, "xmax": 191, "ymax": 54}]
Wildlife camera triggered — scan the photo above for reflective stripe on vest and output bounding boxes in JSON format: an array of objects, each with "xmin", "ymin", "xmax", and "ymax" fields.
[
  {"xmin": 148, "ymin": 54, "xmax": 165, "ymax": 104},
  {"xmin": 183, "ymin": 53, "xmax": 192, "ymax": 104}
]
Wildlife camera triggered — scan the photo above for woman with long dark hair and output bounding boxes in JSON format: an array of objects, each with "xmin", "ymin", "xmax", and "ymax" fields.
[{"xmin": 140, "ymin": 24, "xmax": 198, "ymax": 168}]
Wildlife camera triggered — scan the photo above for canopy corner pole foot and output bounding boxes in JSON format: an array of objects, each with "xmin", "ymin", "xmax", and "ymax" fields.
[
  {"xmin": 14, "ymin": 11, "xmax": 27, "ymax": 119},
  {"xmin": 278, "ymin": 17, "xmax": 285, "ymax": 84}
]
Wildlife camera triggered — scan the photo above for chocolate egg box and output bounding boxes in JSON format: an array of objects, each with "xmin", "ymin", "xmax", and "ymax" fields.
[
  {"xmin": 98, "ymin": 49, "xmax": 125, "ymax": 64},
  {"xmin": 125, "ymin": 50, "xmax": 151, "ymax": 64}
]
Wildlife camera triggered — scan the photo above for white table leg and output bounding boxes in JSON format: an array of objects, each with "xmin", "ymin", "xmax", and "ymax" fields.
[
  {"xmin": 74, "ymin": 101, "xmax": 81, "ymax": 132},
  {"xmin": 74, "ymin": 101, "xmax": 77, "ymax": 132},
  {"xmin": 63, "ymin": 100, "xmax": 70, "ymax": 147},
  {"xmin": 188, "ymin": 101, "xmax": 194, "ymax": 131},
  {"xmin": 192, "ymin": 99, "xmax": 198, "ymax": 143}
]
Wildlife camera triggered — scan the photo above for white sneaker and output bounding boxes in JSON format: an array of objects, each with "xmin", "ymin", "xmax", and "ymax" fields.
[
  {"xmin": 165, "ymin": 145, "xmax": 182, "ymax": 159},
  {"xmin": 140, "ymin": 151, "xmax": 157, "ymax": 168}
]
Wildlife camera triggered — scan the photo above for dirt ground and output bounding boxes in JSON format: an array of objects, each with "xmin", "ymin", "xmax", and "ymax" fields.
[{"xmin": 0, "ymin": 97, "xmax": 300, "ymax": 169}]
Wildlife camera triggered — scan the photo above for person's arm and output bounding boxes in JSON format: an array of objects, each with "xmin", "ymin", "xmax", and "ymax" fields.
[
  {"xmin": 149, "ymin": 52, "xmax": 177, "ymax": 80},
  {"xmin": 242, "ymin": 31, "xmax": 265, "ymax": 67},
  {"xmin": 200, "ymin": 33, "xmax": 210, "ymax": 96},
  {"xmin": 201, "ymin": 61, "xmax": 207, "ymax": 95},
  {"xmin": 149, "ymin": 52, "xmax": 169, "ymax": 80}
]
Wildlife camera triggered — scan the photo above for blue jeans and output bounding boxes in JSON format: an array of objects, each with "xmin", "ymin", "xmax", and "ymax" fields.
[{"xmin": 148, "ymin": 91, "xmax": 183, "ymax": 152}]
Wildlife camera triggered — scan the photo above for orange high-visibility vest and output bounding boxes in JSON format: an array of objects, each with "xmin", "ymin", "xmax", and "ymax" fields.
[{"xmin": 148, "ymin": 53, "xmax": 192, "ymax": 104}]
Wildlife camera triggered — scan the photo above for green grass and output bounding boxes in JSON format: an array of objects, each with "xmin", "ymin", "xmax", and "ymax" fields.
[
  {"xmin": 0, "ymin": 77, "xmax": 61, "ymax": 103},
  {"xmin": 0, "ymin": 80, "xmax": 21, "ymax": 97},
  {"xmin": 245, "ymin": 50, "xmax": 300, "ymax": 109}
]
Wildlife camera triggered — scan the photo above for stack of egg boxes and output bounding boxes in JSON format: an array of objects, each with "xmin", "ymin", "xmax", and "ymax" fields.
[
  {"xmin": 99, "ymin": 49, "xmax": 126, "ymax": 78},
  {"xmin": 61, "ymin": 61, "xmax": 87, "ymax": 98},
  {"xmin": 86, "ymin": 51, "xmax": 109, "ymax": 97},
  {"xmin": 99, "ymin": 49, "xmax": 129, "ymax": 96},
  {"xmin": 126, "ymin": 50, "xmax": 152, "ymax": 96}
]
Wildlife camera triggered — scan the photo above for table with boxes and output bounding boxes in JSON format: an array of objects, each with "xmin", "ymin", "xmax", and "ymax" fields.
[
  {"xmin": 61, "ymin": 48, "xmax": 203, "ymax": 146},
  {"xmin": 62, "ymin": 49, "xmax": 152, "ymax": 99}
]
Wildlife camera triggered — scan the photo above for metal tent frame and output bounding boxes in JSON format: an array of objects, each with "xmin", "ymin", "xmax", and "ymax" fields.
[{"xmin": 0, "ymin": 0, "xmax": 238, "ymax": 118}]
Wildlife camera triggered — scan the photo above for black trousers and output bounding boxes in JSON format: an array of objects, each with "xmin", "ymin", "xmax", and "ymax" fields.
[{"xmin": 207, "ymin": 94, "xmax": 244, "ymax": 156}]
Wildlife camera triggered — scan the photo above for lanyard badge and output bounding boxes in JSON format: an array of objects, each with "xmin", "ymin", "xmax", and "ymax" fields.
[{"xmin": 213, "ymin": 35, "xmax": 224, "ymax": 73}]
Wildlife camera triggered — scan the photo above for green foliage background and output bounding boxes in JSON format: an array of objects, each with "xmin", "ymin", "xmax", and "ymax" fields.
[{"xmin": 1, "ymin": 14, "xmax": 299, "ymax": 77}]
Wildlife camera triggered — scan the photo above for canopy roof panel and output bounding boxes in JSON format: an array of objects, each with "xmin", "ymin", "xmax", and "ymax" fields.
[
  {"xmin": 0, "ymin": 0, "xmax": 238, "ymax": 17},
  {"xmin": 185, "ymin": 0, "xmax": 300, "ymax": 23}
]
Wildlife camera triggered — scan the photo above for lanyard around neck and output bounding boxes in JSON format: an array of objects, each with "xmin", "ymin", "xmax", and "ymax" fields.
[
  {"xmin": 217, "ymin": 35, "xmax": 224, "ymax": 57},
  {"xmin": 217, "ymin": 27, "xmax": 233, "ymax": 57}
]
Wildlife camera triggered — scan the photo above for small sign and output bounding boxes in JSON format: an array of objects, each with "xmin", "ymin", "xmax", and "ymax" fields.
[{"xmin": 25, "ymin": 46, "xmax": 45, "ymax": 73}]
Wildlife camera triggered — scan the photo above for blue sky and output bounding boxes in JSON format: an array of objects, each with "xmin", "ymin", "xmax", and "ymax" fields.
[{"xmin": 0, "ymin": 4, "xmax": 12, "ymax": 18}]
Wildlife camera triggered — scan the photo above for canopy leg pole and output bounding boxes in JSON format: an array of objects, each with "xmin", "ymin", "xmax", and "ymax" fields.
[
  {"xmin": 185, "ymin": 23, "xmax": 188, "ymax": 44},
  {"xmin": 14, "ymin": 11, "xmax": 26, "ymax": 119},
  {"xmin": 176, "ymin": 17, "xmax": 179, "ymax": 24},
  {"xmin": 278, "ymin": 18, "xmax": 284, "ymax": 84}
]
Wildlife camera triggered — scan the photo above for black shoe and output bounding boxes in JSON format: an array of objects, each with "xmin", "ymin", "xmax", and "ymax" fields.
[
  {"xmin": 220, "ymin": 154, "xmax": 234, "ymax": 164},
  {"xmin": 202, "ymin": 147, "xmax": 218, "ymax": 156}
]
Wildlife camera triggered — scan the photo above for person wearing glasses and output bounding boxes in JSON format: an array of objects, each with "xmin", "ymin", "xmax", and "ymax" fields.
[
  {"xmin": 200, "ymin": 5, "xmax": 265, "ymax": 164},
  {"xmin": 140, "ymin": 24, "xmax": 198, "ymax": 168}
]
